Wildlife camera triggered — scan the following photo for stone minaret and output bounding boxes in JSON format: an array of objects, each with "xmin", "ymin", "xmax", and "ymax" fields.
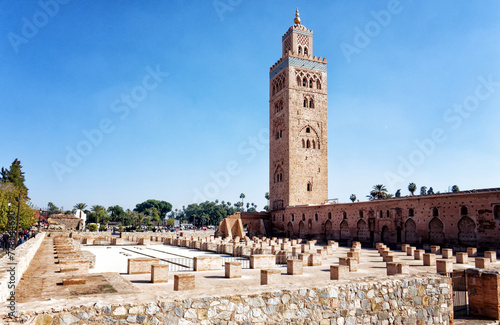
[{"xmin": 269, "ymin": 9, "xmax": 328, "ymax": 211}]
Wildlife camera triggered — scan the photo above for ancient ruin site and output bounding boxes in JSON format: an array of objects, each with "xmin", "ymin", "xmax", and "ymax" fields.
[{"xmin": 2, "ymin": 4, "xmax": 500, "ymax": 325}]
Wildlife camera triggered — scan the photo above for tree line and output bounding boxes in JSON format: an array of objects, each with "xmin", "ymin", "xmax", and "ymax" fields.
[{"xmin": 349, "ymin": 183, "xmax": 461, "ymax": 202}]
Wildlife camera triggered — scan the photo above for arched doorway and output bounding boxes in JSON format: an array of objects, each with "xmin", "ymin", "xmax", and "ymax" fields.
[
  {"xmin": 458, "ymin": 217, "xmax": 476, "ymax": 246},
  {"xmin": 298, "ymin": 221, "xmax": 305, "ymax": 239},
  {"xmin": 287, "ymin": 222, "xmax": 294, "ymax": 239},
  {"xmin": 381, "ymin": 226, "xmax": 389, "ymax": 243},
  {"xmin": 340, "ymin": 220, "xmax": 350, "ymax": 242},
  {"xmin": 396, "ymin": 226, "xmax": 402, "ymax": 244},
  {"xmin": 405, "ymin": 219, "xmax": 417, "ymax": 244},
  {"xmin": 357, "ymin": 219, "xmax": 370, "ymax": 243},
  {"xmin": 324, "ymin": 220, "xmax": 334, "ymax": 241},
  {"xmin": 428, "ymin": 218, "xmax": 445, "ymax": 245}
]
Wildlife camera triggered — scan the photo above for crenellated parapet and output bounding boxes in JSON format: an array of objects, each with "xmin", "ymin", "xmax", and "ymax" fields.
[{"xmin": 270, "ymin": 52, "xmax": 327, "ymax": 73}]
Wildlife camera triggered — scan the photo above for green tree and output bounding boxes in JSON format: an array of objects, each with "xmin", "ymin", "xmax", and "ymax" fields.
[
  {"xmin": 0, "ymin": 183, "xmax": 36, "ymax": 231},
  {"xmin": 420, "ymin": 186, "xmax": 427, "ymax": 195},
  {"xmin": 395, "ymin": 189, "xmax": 401, "ymax": 198},
  {"xmin": 134, "ymin": 199, "xmax": 172, "ymax": 219},
  {"xmin": 239, "ymin": 193, "xmax": 245, "ymax": 212},
  {"xmin": 451, "ymin": 185, "xmax": 460, "ymax": 193},
  {"xmin": 408, "ymin": 183, "xmax": 417, "ymax": 196},
  {"xmin": 367, "ymin": 184, "xmax": 388, "ymax": 200},
  {"xmin": 1, "ymin": 159, "xmax": 28, "ymax": 195},
  {"xmin": 74, "ymin": 203, "xmax": 87, "ymax": 221},
  {"xmin": 91, "ymin": 205, "xmax": 107, "ymax": 225},
  {"xmin": 427, "ymin": 187, "xmax": 434, "ymax": 195},
  {"xmin": 108, "ymin": 205, "xmax": 126, "ymax": 222},
  {"xmin": 350, "ymin": 194, "xmax": 356, "ymax": 202},
  {"xmin": 47, "ymin": 202, "xmax": 61, "ymax": 215}
]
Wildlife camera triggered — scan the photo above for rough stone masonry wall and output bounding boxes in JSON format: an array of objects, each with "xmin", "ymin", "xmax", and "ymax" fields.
[{"xmin": 10, "ymin": 275, "xmax": 453, "ymax": 325}]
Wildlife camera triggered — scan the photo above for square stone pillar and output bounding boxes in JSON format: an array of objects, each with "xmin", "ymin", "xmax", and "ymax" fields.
[
  {"xmin": 414, "ymin": 249, "xmax": 425, "ymax": 260},
  {"xmin": 138, "ymin": 238, "xmax": 150, "ymax": 245},
  {"xmin": 436, "ymin": 259, "xmax": 453, "ymax": 275},
  {"xmin": 287, "ymin": 259, "xmax": 303, "ymax": 275},
  {"xmin": 423, "ymin": 253, "xmax": 436, "ymax": 266},
  {"xmin": 151, "ymin": 264, "xmax": 169, "ymax": 283},
  {"xmin": 456, "ymin": 252, "xmax": 469, "ymax": 264},
  {"xmin": 194, "ymin": 256, "xmax": 222, "ymax": 271},
  {"xmin": 442, "ymin": 248, "xmax": 454, "ymax": 259},
  {"xmin": 476, "ymin": 257, "xmax": 491, "ymax": 269},
  {"xmin": 347, "ymin": 251, "xmax": 360, "ymax": 263},
  {"xmin": 250, "ymin": 255, "xmax": 275, "ymax": 269},
  {"xmin": 298, "ymin": 253, "xmax": 311, "ymax": 266},
  {"xmin": 466, "ymin": 268, "xmax": 500, "ymax": 320},
  {"xmin": 485, "ymin": 251, "xmax": 497, "ymax": 263},
  {"xmin": 174, "ymin": 274, "xmax": 195, "ymax": 291},
  {"xmin": 406, "ymin": 246, "xmax": 416, "ymax": 257},
  {"xmin": 467, "ymin": 247, "xmax": 478, "ymax": 257},
  {"xmin": 430, "ymin": 246, "xmax": 440, "ymax": 254},
  {"xmin": 330, "ymin": 265, "xmax": 349, "ymax": 280},
  {"xmin": 260, "ymin": 269, "xmax": 281, "ymax": 285},
  {"xmin": 309, "ymin": 253, "xmax": 322, "ymax": 266},
  {"xmin": 127, "ymin": 258, "xmax": 160, "ymax": 274},
  {"xmin": 225, "ymin": 262, "xmax": 242, "ymax": 278},
  {"xmin": 401, "ymin": 244, "xmax": 410, "ymax": 253}
]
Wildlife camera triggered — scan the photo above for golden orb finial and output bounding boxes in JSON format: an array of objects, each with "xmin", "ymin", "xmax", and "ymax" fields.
[{"xmin": 294, "ymin": 8, "xmax": 301, "ymax": 24}]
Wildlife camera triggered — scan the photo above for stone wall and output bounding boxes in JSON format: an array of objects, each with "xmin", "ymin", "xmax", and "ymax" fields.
[
  {"xmin": 271, "ymin": 189, "xmax": 500, "ymax": 248},
  {"xmin": 8, "ymin": 275, "xmax": 453, "ymax": 324},
  {"xmin": 0, "ymin": 233, "xmax": 45, "ymax": 302}
]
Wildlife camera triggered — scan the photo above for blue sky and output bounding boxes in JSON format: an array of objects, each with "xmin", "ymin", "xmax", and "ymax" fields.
[{"xmin": 1, "ymin": 1, "xmax": 499, "ymax": 212}]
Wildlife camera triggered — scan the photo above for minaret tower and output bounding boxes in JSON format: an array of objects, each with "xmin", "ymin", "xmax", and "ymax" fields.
[{"xmin": 269, "ymin": 9, "xmax": 328, "ymax": 211}]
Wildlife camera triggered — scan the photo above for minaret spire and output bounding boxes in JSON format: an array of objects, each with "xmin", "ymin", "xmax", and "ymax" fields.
[{"xmin": 294, "ymin": 8, "xmax": 301, "ymax": 25}]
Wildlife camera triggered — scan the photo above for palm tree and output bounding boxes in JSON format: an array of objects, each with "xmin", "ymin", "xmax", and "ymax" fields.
[
  {"xmin": 74, "ymin": 203, "xmax": 87, "ymax": 221},
  {"xmin": 91, "ymin": 205, "xmax": 106, "ymax": 225},
  {"xmin": 239, "ymin": 193, "xmax": 245, "ymax": 212},
  {"xmin": 420, "ymin": 186, "xmax": 427, "ymax": 195},
  {"xmin": 408, "ymin": 183, "xmax": 417, "ymax": 196},
  {"xmin": 350, "ymin": 194, "xmax": 356, "ymax": 202},
  {"xmin": 368, "ymin": 184, "xmax": 388, "ymax": 200}
]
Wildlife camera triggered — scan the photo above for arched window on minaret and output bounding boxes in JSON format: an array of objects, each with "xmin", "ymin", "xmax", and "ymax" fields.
[
  {"xmin": 309, "ymin": 99, "xmax": 314, "ymax": 108},
  {"xmin": 316, "ymin": 80, "xmax": 321, "ymax": 89},
  {"xmin": 302, "ymin": 78, "xmax": 307, "ymax": 87},
  {"xmin": 306, "ymin": 140, "xmax": 310, "ymax": 148},
  {"xmin": 312, "ymin": 140, "xmax": 316, "ymax": 149},
  {"xmin": 298, "ymin": 46, "xmax": 302, "ymax": 54},
  {"xmin": 297, "ymin": 76, "xmax": 301, "ymax": 86},
  {"xmin": 309, "ymin": 79, "xmax": 313, "ymax": 88},
  {"xmin": 303, "ymin": 98, "xmax": 307, "ymax": 107},
  {"xmin": 306, "ymin": 127, "xmax": 310, "ymax": 133},
  {"xmin": 307, "ymin": 182, "xmax": 312, "ymax": 191},
  {"xmin": 304, "ymin": 47, "xmax": 308, "ymax": 56}
]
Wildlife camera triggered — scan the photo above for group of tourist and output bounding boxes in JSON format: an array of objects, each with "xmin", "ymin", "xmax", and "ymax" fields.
[{"xmin": 1, "ymin": 230, "xmax": 36, "ymax": 251}]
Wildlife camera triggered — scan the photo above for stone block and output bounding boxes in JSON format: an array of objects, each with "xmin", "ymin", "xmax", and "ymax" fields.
[
  {"xmin": 467, "ymin": 247, "xmax": 477, "ymax": 257},
  {"xmin": 456, "ymin": 252, "xmax": 469, "ymax": 264},
  {"xmin": 250, "ymin": 254, "xmax": 275, "ymax": 269},
  {"xmin": 330, "ymin": 265, "xmax": 349, "ymax": 280},
  {"xmin": 298, "ymin": 253, "xmax": 311, "ymax": 266},
  {"xmin": 436, "ymin": 259, "xmax": 453, "ymax": 275},
  {"xmin": 485, "ymin": 251, "xmax": 497, "ymax": 263},
  {"xmin": 386, "ymin": 262, "xmax": 409, "ymax": 276},
  {"xmin": 111, "ymin": 238, "xmax": 123, "ymax": 245},
  {"xmin": 309, "ymin": 253, "xmax": 322, "ymax": 266},
  {"xmin": 127, "ymin": 258, "xmax": 160, "ymax": 274},
  {"xmin": 442, "ymin": 248, "xmax": 453, "ymax": 259},
  {"xmin": 339, "ymin": 257, "xmax": 358, "ymax": 272},
  {"xmin": 414, "ymin": 249, "xmax": 425, "ymax": 260},
  {"xmin": 476, "ymin": 257, "xmax": 491, "ymax": 269},
  {"xmin": 151, "ymin": 264, "xmax": 169, "ymax": 283},
  {"xmin": 423, "ymin": 253, "xmax": 436, "ymax": 266},
  {"xmin": 225, "ymin": 261, "xmax": 242, "ymax": 278},
  {"xmin": 347, "ymin": 251, "xmax": 360, "ymax": 263},
  {"xmin": 401, "ymin": 244, "xmax": 410, "ymax": 253},
  {"xmin": 287, "ymin": 259, "xmax": 303, "ymax": 275},
  {"xmin": 430, "ymin": 246, "xmax": 440, "ymax": 254},
  {"xmin": 174, "ymin": 274, "xmax": 195, "ymax": 291},
  {"xmin": 138, "ymin": 238, "xmax": 150, "ymax": 245},
  {"xmin": 406, "ymin": 246, "xmax": 416, "ymax": 256},
  {"xmin": 62, "ymin": 278, "xmax": 86, "ymax": 285},
  {"xmin": 260, "ymin": 269, "xmax": 281, "ymax": 285}
]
